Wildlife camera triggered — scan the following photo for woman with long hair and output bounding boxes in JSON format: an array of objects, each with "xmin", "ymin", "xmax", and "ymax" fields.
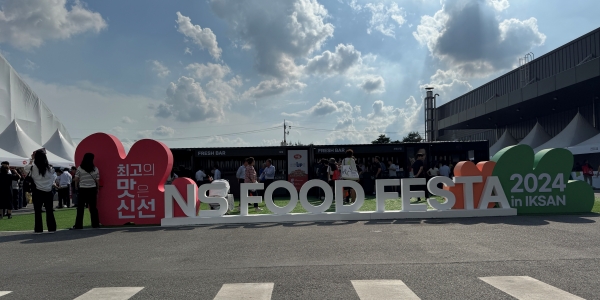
[
  {"xmin": 24, "ymin": 150, "xmax": 57, "ymax": 233},
  {"xmin": 72, "ymin": 153, "xmax": 100, "ymax": 229}
]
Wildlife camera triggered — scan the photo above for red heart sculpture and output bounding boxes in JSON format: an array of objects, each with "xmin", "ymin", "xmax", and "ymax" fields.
[
  {"xmin": 445, "ymin": 161, "xmax": 496, "ymax": 209},
  {"xmin": 75, "ymin": 133, "xmax": 173, "ymax": 225}
]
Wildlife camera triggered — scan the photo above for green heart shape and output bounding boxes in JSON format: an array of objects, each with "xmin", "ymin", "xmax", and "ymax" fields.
[{"xmin": 491, "ymin": 144, "xmax": 594, "ymax": 214}]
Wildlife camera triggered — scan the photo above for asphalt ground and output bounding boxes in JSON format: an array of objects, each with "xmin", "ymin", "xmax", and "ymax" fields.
[{"xmin": 1, "ymin": 214, "xmax": 599, "ymax": 299}]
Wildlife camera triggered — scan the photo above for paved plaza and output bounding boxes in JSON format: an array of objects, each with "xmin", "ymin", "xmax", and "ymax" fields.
[{"xmin": 1, "ymin": 214, "xmax": 599, "ymax": 299}]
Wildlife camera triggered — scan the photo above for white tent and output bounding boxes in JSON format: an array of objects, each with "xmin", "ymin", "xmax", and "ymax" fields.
[
  {"xmin": 489, "ymin": 130, "xmax": 517, "ymax": 158},
  {"xmin": 518, "ymin": 122, "xmax": 551, "ymax": 149},
  {"xmin": 567, "ymin": 133, "xmax": 600, "ymax": 155},
  {"xmin": 0, "ymin": 148, "xmax": 28, "ymax": 167},
  {"xmin": 43, "ymin": 129, "xmax": 75, "ymax": 161},
  {"xmin": 534, "ymin": 113, "xmax": 599, "ymax": 153},
  {"xmin": 0, "ymin": 120, "xmax": 73, "ymax": 167},
  {"xmin": 0, "ymin": 53, "xmax": 75, "ymax": 167}
]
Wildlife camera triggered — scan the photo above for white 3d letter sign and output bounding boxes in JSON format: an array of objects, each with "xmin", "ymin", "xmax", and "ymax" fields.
[{"xmin": 161, "ymin": 176, "xmax": 517, "ymax": 226}]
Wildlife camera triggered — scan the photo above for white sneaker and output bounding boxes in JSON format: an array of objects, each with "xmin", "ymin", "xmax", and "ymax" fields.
[{"xmin": 255, "ymin": 207, "xmax": 262, "ymax": 212}]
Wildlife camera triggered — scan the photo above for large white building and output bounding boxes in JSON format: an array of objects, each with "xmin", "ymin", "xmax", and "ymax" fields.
[{"xmin": 0, "ymin": 53, "xmax": 75, "ymax": 167}]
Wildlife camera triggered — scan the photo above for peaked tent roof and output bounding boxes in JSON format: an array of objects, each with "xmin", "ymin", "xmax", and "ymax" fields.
[
  {"xmin": 489, "ymin": 130, "xmax": 518, "ymax": 157},
  {"xmin": 0, "ymin": 148, "xmax": 28, "ymax": 166},
  {"xmin": 533, "ymin": 113, "xmax": 599, "ymax": 153},
  {"xmin": 43, "ymin": 129, "xmax": 75, "ymax": 161},
  {"xmin": 567, "ymin": 132, "xmax": 600, "ymax": 155},
  {"xmin": 518, "ymin": 122, "xmax": 552, "ymax": 149},
  {"xmin": 0, "ymin": 120, "xmax": 73, "ymax": 167}
]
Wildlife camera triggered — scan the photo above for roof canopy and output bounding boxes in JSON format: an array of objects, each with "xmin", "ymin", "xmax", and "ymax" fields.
[
  {"xmin": 489, "ymin": 130, "xmax": 517, "ymax": 157},
  {"xmin": 534, "ymin": 113, "xmax": 599, "ymax": 153},
  {"xmin": 43, "ymin": 129, "xmax": 75, "ymax": 161},
  {"xmin": 567, "ymin": 132, "xmax": 600, "ymax": 155},
  {"xmin": 0, "ymin": 148, "xmax": 28, "ymax": 166},
  {"xmin": 518, "ymin": 122, "xmax": 551, "ymax": 149},
  {"xmin": 0, "ymin": 120, "xmax": 73, "ymax": 167}
]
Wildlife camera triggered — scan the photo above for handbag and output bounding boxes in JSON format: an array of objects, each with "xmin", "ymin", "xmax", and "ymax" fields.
[
  {"xmin": 341, "ymin": 159, "xmax": 359, "ymax": 180},
  {"xmin": 23, "ymin": 172, "xmax": 35, "ymax": 193}
]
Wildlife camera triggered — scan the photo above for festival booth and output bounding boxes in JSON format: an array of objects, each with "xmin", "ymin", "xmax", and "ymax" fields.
[
  {"xmin": 489, "ymin": 131, "xmax": 517, "ymax": 158},
  {"xmin": 518, "ymin": 122, "xmax": 551, "ymax": 149},
  {"xmin": 171, "ymin": 146, "xmax": 292, "ymax": 198},
  {"xmin": 0, "ymin": 148, "xmax": 27, "ymax": 166}
]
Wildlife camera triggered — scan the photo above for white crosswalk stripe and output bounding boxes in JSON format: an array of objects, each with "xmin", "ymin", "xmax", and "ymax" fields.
[
  {"xmin": 480, "ymin": 276, "xmax": 585, "ymax": 300},
  {"xmin": 0, "ymin": 292, "xmax": 11, "ymax": 297},
  {"xmin": 73, "ymin": 287, "xmax": 144, "ymax": 300},
  {"xmin": 351, "ymin": 280, "xmax": 421, "ymax": 300},
  {"xmin": 213, "ymin": 283, "xmax": 274, "ymax": 300}
]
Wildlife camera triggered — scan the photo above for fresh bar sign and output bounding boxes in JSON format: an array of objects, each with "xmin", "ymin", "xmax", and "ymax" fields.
[{"xmin": 491, "ymin": 145, "xmax": 594, "ymax": 213}]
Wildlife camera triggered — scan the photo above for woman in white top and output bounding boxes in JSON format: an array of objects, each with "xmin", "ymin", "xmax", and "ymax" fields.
[
  {"xmin": 427, "ymin": 164, "xmax": 440, "ymax": 177},
  {"xmin": 24, "ymin": 150, "xmax": 57, "ymax": 234},
  {"xmin": 72, "ymin": 153, "xmax": 100, "ymax": 229},
  {"xmin": 341, "ymin": 149, "xmax": 359, "ymax": 204}
]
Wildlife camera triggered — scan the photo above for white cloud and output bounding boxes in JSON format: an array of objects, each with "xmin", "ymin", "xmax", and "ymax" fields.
[
  {"xmin": 305, "ymin": 44, "xmax": 362, "ymax": 75},
  {"xmin": 150, "ymin": 60, "xmax": 170, "ymax": 78},
  {"xmin": 24, "ymin": 59, "xmax": 37, "ymax": 70},
  {"xmin": 360, "ymin": 75, "xmax": 385, "ymax": 93},
  {"xmin": 282, "ymin": 97, "xmax": 361, "ymax": 118},
  {"xmin": 206, "ymin": 136, "xmax": 249, "ymax": 146},
  {"xmin": 176, "ymin": 12, "xmax": 222, "ymax": 60},
  {"xmin": 420, "ymin": 69, "xmax": 473, "ymax": 103},
  {"xmin": 155, "ymin": 76, "xmax": 224, "ymax": 122},
  {"xmin": 0, "ymin": 0, "xmax": 107, "ymax": 49},
  {"xmin": 111, "ymin": 126, "xmax": 124, "ymax": 134},
  {"xmin": 210, "ymin": 0, "xmax": 334, "ymax": 79},
  {"xmin": 185, "ymin": 62, "xmax": 230, "ymax": 80},
  {"xmin": 121, "ymin": 116, "xmax": 135, "ymax": 124},
  {"xmin": 184, "ymin": 47, "xmax": 192, "ymax": 55},
  {"xmin": 365, "ymin": 2, "xmax": 406, "ymax": 38},
  {"xmin": 243, "ymin": 79, "xmax": 306, "ymax": 99},
  {"xmin": 137, "ymin": 125, "xmax": 176, "ymax": 138},
  {"xmin": 413, "ymin": 0, "xmax": 545, "ymax": 78},
  {"xmin": 489, "ymin": 0, "xmax": 509, "ymax": 11}
]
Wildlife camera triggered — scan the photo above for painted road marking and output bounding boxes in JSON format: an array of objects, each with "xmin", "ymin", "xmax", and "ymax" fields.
[
  {"xmin": 214, "ymin": 283, "xmax": 274, "ymax": 300},
  {"xmin": 351, "ymin": 280, "xmax": 421, "ymax": 300},
  {"xmin": 0, "ymin": 292, "xmax": 11, "ymax": 297},
  {"xmin": 74, "ymin": 287, "xmax": 144, "ymax": 300},
  {"xmin": 480, "ymin": 276, "xmax": 585, "ymax": 300}
]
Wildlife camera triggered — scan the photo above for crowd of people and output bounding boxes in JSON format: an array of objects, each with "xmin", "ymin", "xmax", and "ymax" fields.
[{"xmin": 0, "ymin": 149, "xmax": 100, "ymax": 233}]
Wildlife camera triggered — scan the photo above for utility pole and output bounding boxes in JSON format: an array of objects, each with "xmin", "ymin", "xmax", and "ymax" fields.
[{"xmin": 283, "ymin": 120, "xmax": 291, "ymax": 146}]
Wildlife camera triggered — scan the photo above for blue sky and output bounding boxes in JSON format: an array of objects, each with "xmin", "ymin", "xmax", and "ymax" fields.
[{"xmin": 0, "ymin": 0, "xmax": 598, "ymax": 148}]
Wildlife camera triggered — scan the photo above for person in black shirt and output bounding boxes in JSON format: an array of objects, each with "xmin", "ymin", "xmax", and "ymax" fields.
[{"xmin": 411, "ymin": 153, "xmax": 426, "ymax": 202}]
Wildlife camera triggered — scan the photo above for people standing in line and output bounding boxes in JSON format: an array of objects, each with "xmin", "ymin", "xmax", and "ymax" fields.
[
  {"xmin": 1, "ymin": 163, "xmax": 20, "ymax": 219},
  {"xmin": 427, "ymin": 163, "xmax": 440, "ymax": 178},
  {"xmin": 10, "ymin": 166, "xmax": 20, "ymax": 210},
  {"xmin": 328, "ymin": 158, "xmax": 338, "ymax": 190},
  {"xmin": 166, "ymin": 168, "xmax": 178, "ymax": 185},
  {"xmin": 70, "ymin": 166, "xmax": 78, "ymax": 208},
  {"xmin": 341, "ymin": 150, "xmax": 359, "ymax": 204},
  {"xmin": 72, "ymin": 153, "xmax": 100, "ymax": 230},
  {"xmin": 25, "ymin": 150, "xmax": 57, "ymax": 233},
  {"xmin": 195, "ymin": 167, "xmax": 206, "ymax": 186},
  {"xmin": 236, "ymin": 160, "xmax": 248, "ymax": 208},
  {"xmin": 212, "ymin": 164, "xmax": 221, "ymax": 180},
  {"xmin": 245, "ymin": 157, "xmax": 262, "ymax": 212},
  {"xmin": 388, "ymin": 160, "xmax": 398, "ymax": 192},
  {"xmin": 582, "ymin": 160, "xmax": 594, "ymax": 187},
  {"xmin": 56, "ymin": 168, "xmax": 72, "ymax": 208},
  {"xmin": 439, "ymin": 161, "xmax": 451, "ymax": 178},
  {"xmin": 260, "ymin": 159, "xmax": 276, "ymax": 191},
  {"xmin": 411, "ymin": 153, "xmax": 426, "ymax": 202}
]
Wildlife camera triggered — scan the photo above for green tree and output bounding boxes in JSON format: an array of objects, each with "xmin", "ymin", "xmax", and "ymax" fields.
[
  {"xmin": 371, "ymin": 134, "xmax": 391, "ymax": 144},
  {"xmin": 402, "ymin": 131, "xmax": 423, "ymax": 142}
]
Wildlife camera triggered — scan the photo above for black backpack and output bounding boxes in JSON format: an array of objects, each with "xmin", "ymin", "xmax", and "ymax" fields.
[{"xmin": 23, "ymin": 173, "xmax": 35, "ymax": 193}]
